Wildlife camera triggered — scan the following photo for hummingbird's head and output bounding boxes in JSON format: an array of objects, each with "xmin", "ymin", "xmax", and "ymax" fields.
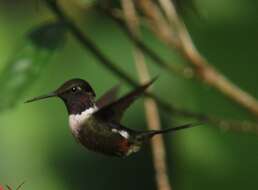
[{"xmin": 25, "ymin": 78, "xmax": 96, "ymax": 114}]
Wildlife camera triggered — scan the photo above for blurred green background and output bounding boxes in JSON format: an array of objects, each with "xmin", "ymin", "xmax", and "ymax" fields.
[{"xmin": 0, "ymin": 0, "xmax": 258, "ymax": 189}]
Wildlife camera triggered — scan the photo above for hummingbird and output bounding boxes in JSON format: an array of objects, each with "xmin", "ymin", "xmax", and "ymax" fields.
[{"xmin": 25, "ymin": 78, "xmax": 199, "ymax": 157}]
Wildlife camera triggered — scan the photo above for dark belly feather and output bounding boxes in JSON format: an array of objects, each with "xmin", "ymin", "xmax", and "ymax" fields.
[{"xmin": 77, "ymin": 120, "xmax": 131, "ymax": 157}]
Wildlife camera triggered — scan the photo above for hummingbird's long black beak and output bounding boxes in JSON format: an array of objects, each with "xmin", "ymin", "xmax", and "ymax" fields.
[{"xmin": 25, "ymin": 92, "xmax": 57, "ymax": 103}]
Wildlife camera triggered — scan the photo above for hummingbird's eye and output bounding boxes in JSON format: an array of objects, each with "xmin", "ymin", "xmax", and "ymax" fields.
[
  {"xmin": 71, "ymin": 87, "xmax": 77, "ymax": 92},
  {"xmin": 71, "ymin": 86, "xmax": 82, "ymax": 93}
]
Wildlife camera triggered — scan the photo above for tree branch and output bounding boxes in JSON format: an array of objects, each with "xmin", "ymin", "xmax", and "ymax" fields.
[
  {"xmin": 121, "ymin": 0, "xmax": 172, "ymax": 189},
  {"xmin": 137, "ymin": 0, "xmax": 258, "ymax": 118}
]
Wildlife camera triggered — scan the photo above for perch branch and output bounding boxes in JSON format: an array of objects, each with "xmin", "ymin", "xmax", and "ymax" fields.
[
  {"xmin": 137, "ymin": 0, "xmax": 258, "ymax": 118},
  {"xmin": 122, "ymin": 0, "xmax": 171, "ymax": 189}
]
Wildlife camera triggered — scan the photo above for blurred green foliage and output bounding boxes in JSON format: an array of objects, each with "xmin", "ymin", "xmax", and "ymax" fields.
[
  {"xmin": 0, "ymin": 21, "xmax": 66, "ymax": 111},
  {"xmin": 0, "ymin": 1, "xmax": 258, "ymax": 190}
]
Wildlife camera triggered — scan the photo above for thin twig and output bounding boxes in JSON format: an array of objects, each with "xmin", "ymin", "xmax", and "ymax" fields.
[
  {"xmin": 45, "ymin": 0, "xmax": 137, "ymax": 87},
  {"xmin": 5, "ymin": 181, "xmax": 25, "ymax": 190},
  {"xmin": 98, "ymin": 6, "xmax": 194, "ymax": 79},
  {"xmin": 136, "ymin": 0, "xmax": 181, "ymax": 50},
  {"xmin": 16, "ymin": 181, "xmax": 25, "ymax": 190},
  {"xmin": 121, "ymin": 0, "xmax": 172, "ymax": 189},
  {"xmin": 138, "ymin": 0, "xmax": 258, "ymax": 118}
]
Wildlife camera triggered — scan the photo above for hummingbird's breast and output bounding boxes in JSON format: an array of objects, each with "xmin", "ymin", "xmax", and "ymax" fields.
[{"xmin": 69, "ymin": 106, "xmax": 98, "ymax": 137}]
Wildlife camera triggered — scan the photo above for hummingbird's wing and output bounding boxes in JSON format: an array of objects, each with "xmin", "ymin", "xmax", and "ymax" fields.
[
  {"xmin": 96, "ymin": 84, "xmax": 120, "ymax": 108},
  {"xmin": 94, "ymin": 77, "xmax": 157, "ymax": 122}
]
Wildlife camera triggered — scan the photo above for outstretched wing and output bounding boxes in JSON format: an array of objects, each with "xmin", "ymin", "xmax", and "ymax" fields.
[
  {"xmin": 96, "ymin": 84, "xmax": 120, "ymax": 108},
  {"xmin": 94, "ymin": 77, "xmax": 157, "ymax": 122}
]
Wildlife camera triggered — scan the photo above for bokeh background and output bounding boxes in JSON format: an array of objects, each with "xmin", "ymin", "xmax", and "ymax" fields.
[{"xmin": 0, "ymin": 0, "xmax": 258, "ymax": 189}]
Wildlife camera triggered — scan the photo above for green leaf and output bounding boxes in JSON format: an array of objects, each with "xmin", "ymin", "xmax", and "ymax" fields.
[
  {"xmin": 0, "ymin": 21, "xmax": 67, "ymax": 111},
  {"xmin": 29, "ymin": 21, "xmax": 66, "ymax": 50}
]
